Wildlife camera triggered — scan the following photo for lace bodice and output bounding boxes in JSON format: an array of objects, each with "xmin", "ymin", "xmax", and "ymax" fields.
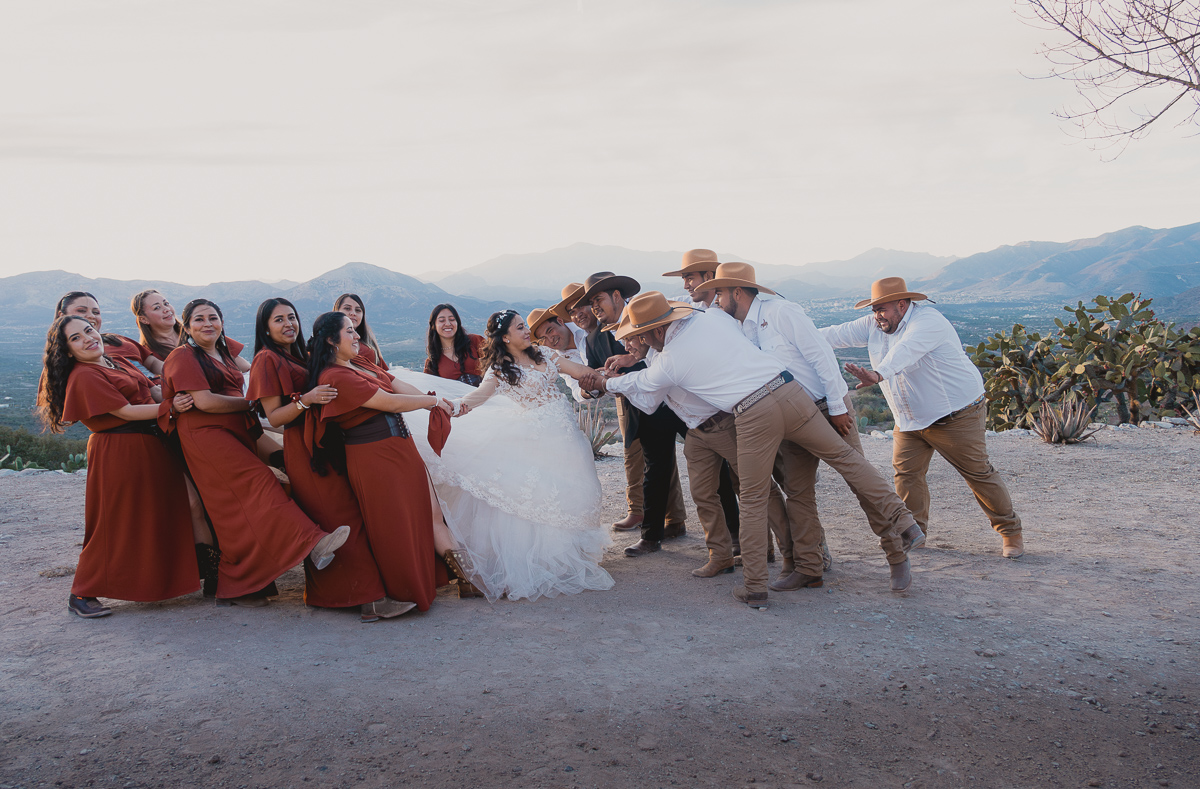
[{"xmin": 459, "ymin": 353, "xmax": 567, "ymax": 411}]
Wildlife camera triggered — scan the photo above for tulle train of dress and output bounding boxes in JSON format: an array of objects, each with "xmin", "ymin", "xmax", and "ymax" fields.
[{"xmin": 391, "ymin": 363, "xmax": 614, "ymax": 602}]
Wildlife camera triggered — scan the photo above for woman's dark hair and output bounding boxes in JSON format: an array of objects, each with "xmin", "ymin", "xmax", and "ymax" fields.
[
  {"xmin": 333, "ymin": 293, "xmax": 384, "ymax": 365},
  {"xmin": 130, "ymin": 288, "xmax": 183, "ymax": 359},
  {"xmin": 425, "ymin": 303, "xmax": 473, "ymax": 377},
  {"xmin": 305, "ymin": 311, "xmax": 352, "ymax": 476},
  {"xmin": 254, "ymin": 297, "xmax": 308, "ymax": 363},
  {"xmin": 179, "ymin": 299, "xmax": 237, "ymax": 392},
  {"xmin": 481, "ymin": 309, "xmax": 542, "ymax": 387},
  {"xmin": 55, "ymin": 291, "xmax": 124, "ymax": 348},
  {"xmin": 36, "ymin": 316, "xmax": 92, "ymax": 434}
]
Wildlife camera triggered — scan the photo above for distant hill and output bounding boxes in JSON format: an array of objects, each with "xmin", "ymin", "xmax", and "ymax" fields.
[
  {"xmin": 420, "ymin": 242, "xmax": 954, "ymax": 303},
  {"xmin": 914, "ymin": 223, "xmax": 1200, "ymax": 301}
]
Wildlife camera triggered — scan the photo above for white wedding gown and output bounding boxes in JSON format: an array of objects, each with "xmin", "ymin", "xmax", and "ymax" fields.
[{"xmin": 391, "ymin": 355, "xmax": 614, "ymax": 602}]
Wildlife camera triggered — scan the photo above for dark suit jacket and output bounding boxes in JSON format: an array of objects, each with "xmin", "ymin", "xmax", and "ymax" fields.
[{"xmin": 585, "ymin": 327, "xmax": 655, "ymax": 448}]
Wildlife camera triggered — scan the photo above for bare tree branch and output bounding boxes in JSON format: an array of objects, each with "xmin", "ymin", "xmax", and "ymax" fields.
[{"xmin": 1021, "ymin": 0, "xmax": 1200, "ymax": 151}]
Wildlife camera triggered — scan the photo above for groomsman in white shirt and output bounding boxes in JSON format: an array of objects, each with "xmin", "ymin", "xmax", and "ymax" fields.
[
  {"xmin": 656, "ymin": 249, "xmax": 752, "ymax": 561},
  {"xmin": 528, "ymin": 308, "xmax": 587, "ymax": 403},
  {"xmin": 700, "ymin": 263, "xmax": 918, "ymax": 592},
  {"xmin": 822, "ymin": 278, "xmax": 1024, "ymax": 559},
  {"xmin": 586, "ymin": 292, "xmax": 924, "ymax": 608}
]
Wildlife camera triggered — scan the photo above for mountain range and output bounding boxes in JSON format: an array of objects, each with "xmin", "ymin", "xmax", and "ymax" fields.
[{"xmin": 417, "ymin": 222, "xmax": 1200, "ymax": 310}]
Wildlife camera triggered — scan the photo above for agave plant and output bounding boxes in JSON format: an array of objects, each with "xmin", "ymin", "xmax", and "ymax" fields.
[
  {"xmin": 575, "ymin": 400, "xmax": 618, "ymax": 459},
  {"xmin": 1031, "ymin": 394, "xmax": 1102, "ymax": 445},
  {"xmin": 1180, "ymin": 391, "xmax": 1200, "ymax": 435}
]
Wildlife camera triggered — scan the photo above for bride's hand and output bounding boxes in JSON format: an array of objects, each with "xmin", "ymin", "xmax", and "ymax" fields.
[{"xmin": 454, "ymin": 402, "xmax": 471, "ymax": 417}]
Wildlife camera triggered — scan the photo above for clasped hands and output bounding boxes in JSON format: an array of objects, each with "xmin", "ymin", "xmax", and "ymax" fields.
[{"xmin": 430, "ymin": 392, "xmax": 470, "ymax": 417}]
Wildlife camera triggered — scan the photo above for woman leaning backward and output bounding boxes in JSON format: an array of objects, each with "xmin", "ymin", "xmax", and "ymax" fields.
[{"xmin": 159, "ymin": 299, "xmax": 349, "ymax": 607}]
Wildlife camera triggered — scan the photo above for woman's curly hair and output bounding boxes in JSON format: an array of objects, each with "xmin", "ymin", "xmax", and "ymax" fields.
[
  {"xmin": 36, "ymin": 316, "xmax": 91, "ymax": 434},
  {"xmin": 480, "ymin": 309, "xmax": 543, "ymax": 387}
]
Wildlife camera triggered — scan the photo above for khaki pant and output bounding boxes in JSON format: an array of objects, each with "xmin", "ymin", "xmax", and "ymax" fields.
[
  {"xmin": 617, "ymin": 396, "xmax": 685, "ymax": 523},
  {"xmin": 892, "ymin": 399, "xmax": 1021, "ymax": 537},
  {"xmin": 683, "ymin": 414, "xmax": 787, "ymax": 563},
  {"xmin": 734, "ymin": 381, "xmax": 918, "ymax": 594},
  {"xmin": 773, "ymin": 394, "xmax": 907, "ymax": 568}
]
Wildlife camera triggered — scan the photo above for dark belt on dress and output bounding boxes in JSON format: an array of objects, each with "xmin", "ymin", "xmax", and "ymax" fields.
[
  {"xmin": 934, "ymin": 394, "xmax": 986, "ymax": 425},
  {"xmin": 733, "ymin": 371, "xmax": 794, "ymax": 417},
  {"xmin": 343, "ymin": 412, "xmax": 410, "ymax": 445},
  {"xmin": 98, "ymin": 420, "xmax": 163, "ymax": 437},
  {"xmin": 696, "ymin": 411, "xmax": 735, "ymax": 432}
]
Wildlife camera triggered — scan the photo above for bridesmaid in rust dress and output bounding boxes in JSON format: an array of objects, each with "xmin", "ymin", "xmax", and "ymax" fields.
[
  {"xmin": 246, "ymin": 298, "xmax": 413, "ymax": 623},
  {"xmin": 333, "ymin": 293, "xmax": 388, "ymax": 370},
  {"xmin": 161, "ymin": 298, "xmax": 349, "ymax": 608},
  {"xmin": 423, "ymin": 303, "xmax": 484, "ymax": 386},
  {"xmin": 56, "ymin": 291, "xmax": 162, "ymax": 380},
  {"xmin": 309, "ymin": 311, "xmax": 476, "ymax": 612},
  {"xmin": 36, "ymin": 316, "xmax": 199, "ymax": 618}
]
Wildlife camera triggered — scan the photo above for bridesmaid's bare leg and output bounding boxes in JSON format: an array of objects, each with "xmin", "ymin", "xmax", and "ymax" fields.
[
  {"xmin": 185, "ymin": 475, "xmax": 213, "ymax": 545},
  {"xmin": 427, "ymin": 475, "xmax": 457, "ymax": 555}
]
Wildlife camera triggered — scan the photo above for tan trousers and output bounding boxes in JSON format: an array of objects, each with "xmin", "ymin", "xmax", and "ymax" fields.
[
  {"xmin": 892, "ymin": 399, "xmax": 1021, "ymax": 537},
  {"xmin": 617, "ymin": 396, "xmax": 685, "ymax": 523},
  {"xmin": 734, "ymin": 381, "xmax": 918, "ymax": 594},
  {"xmin": 774, "ymin": 394, "xmax": 908, "ymax": 568},
  {"xmin": 683, "ymin": 415, "xmax": 787, "ymax": 563}
]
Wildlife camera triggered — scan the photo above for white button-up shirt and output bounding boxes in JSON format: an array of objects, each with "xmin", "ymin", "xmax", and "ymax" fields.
[
  {"xmin": 566, "ymin": 321, "xmax": 589, "ymax": 351},
  {"xmin": 555, "ymin": 347, "xmax": 587, "ymax": 403},
  {"xmin": 742, "ymin": 295, "xmax": 848, "ymax": 416},
  {"xmin": 821, "ymin": 301, "xmax": 985, "ymax": 432},
  {"xmin": 607, "ymin": 309, "xmax": 784, "ymax": 413}
]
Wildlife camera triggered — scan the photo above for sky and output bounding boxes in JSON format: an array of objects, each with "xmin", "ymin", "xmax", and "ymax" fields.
[{"xmin": 2, "ymin": 0, "xmax": 1198, "ymax": 285}]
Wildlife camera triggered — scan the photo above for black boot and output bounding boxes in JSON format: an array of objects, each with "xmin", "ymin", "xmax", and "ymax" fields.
[{"xmin": 195, "ymin": 544, "xmax": 221, "ymax": 598}]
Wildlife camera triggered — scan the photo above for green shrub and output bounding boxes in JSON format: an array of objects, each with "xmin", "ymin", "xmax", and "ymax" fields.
[{"xmin": 0, "ymin": 426, "xmax": 88, "ymax": 471}]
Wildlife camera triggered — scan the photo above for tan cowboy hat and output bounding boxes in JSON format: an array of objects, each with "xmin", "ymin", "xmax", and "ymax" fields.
[
  {"xmin": 693, "ymin": 261, "xmax": 777, "ymax": 295},
  {"xmin": 854, "ymin": 277, "xmax": 927, "ymax": 309},
  {"xmin": 661, "ymin": 248, "xmax": 719, "ymax": 277},
  {"xmin": 573, "ymin": 271, "xmax": 641, "ymax": 310},
  {"xmin": 526, "ymin": 307, "xmax": 560, "ymax": 336},
  {"xmin": 550, "ymin": 282, "xmax": 584, "ymax": 321},
  {"xmin": 612, "ymin": 292, "xmax": 694, "ymax": 341}
]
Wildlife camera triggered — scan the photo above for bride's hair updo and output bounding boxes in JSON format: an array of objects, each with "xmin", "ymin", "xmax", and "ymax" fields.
[{"xmin": 481, "ymin": 309, "xmax": 543, "ymax": 387}]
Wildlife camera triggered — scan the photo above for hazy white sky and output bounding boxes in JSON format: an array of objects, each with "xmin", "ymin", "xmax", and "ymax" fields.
[{"xmin": 2, "ymin": 1, "xmax": 1197, "ymax": 285}]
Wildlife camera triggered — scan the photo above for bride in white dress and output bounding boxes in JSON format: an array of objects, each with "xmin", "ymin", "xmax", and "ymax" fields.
[{"xmin": 392, "ymin": 309, "xmax": 614, "ymax": 602}]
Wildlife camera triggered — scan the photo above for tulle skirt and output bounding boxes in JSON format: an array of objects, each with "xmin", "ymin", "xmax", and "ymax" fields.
[{"xmin": 392, "ymin": 368, "xmax": 614, "ymax": 602}]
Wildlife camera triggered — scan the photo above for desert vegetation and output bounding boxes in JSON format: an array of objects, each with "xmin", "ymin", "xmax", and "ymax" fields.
[{"xmin": 972, "ymin": 293, "xmax": 1200, "ymax": 430}]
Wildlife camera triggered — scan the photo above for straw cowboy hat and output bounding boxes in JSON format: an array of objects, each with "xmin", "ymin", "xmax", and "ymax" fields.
[
  {"xmin": 572, "ymin": 271, "xmax": 641, "ymax": 310},
  {"xmin": 551, "ymin": 282, "xmax": 584, "ymax": 321},
  {"xmin": 526, "ymin": 307, "xmax": 559, "ymax": 336},
  {"xmin": 612, "ymin": 292, "xmax": 695, "ymax": 341},
  {"xmin": 854, "ymin": 277, "xmax": 928, "ymax": 309},
  {"xmin": 661, "ymin": 248, "xmax": 720, "ymax": 277},
  {"xmin": 693, "ymin": 261, "xmax": 777, "ymax": 296}
]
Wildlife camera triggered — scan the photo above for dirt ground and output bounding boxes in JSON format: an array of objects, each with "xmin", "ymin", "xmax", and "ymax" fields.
[{"xmin": 1, "ymin": 427, "xmax": 1198, "ymax": 789}]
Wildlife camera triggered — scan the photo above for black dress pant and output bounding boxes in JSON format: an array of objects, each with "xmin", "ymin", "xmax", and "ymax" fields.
[
  {"xmin": 718, "ymin": 459, "xmax": 739, "ymax": 543},
  {"xmin": 636, "ymin": 403, "xmax": 688, "ymax": 542}
]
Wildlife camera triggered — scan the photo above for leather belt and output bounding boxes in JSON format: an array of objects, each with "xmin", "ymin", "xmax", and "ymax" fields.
[
  {"xmin": 936, "ymin": 394, "xmax": 986, "ymax": 424},
  {"xmin": 733, "ymin": 371, "xmax": 794, "ymax": 417},
  {"xmin": 812, "ymin": 397, "xmax": 829, "ymax": 413},
  {"xmin": 98, "ymin": 420, "xmax": 163, "ymax": 437},
  {"xmin": 696, "ymin": 411, "xmax": 734, "ymax": 432},
  {"xmin": 343, "ymin": 412, "xmax": 410, "ymax": 445}
]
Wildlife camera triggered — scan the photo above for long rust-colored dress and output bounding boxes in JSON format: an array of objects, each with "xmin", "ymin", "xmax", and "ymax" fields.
[
  {"xmin": 246, "ymin": 350, "xmax": 385, "ymax": 608},
  {"xmin": 318, "ymin": 361, "xmax": 447, "ymax": 611},
  {"xmin": 63, "ymin": 360, "xmax": 199, "ymax": 601},
  {"xmin": 161, "ymin": 343, "xmax": 326, "ymax": 600}
]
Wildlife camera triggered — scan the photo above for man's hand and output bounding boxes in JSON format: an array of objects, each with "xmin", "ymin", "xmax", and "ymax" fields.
[
  {"xmin": 845, "ymin": 362, "xmax": 883, "ymax": 389},
  {"xmin": 603, "ymin": 353, "xmax": 639, "ymax": 376},
  {"xmin": 827, "ymin": 411, "xmax": 854, "ymax": 437}
]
